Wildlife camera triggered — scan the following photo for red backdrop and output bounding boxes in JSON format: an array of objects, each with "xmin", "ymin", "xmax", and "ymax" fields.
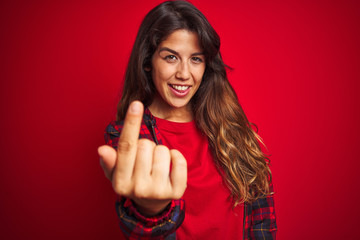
[{"xmin": 1, "ymin": 0, "xmax": 359, "ymax": 239}]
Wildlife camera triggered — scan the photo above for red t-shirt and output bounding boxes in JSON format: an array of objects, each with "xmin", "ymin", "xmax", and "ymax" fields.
[{"xmin": 155, "ymin": 117, "xmax": 244, "ymax": 239}]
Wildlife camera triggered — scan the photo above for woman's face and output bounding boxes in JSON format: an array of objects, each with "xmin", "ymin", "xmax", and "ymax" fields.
[{"xmin": 149, "ymin": 29, "xmax": 205, "ymax": 120}]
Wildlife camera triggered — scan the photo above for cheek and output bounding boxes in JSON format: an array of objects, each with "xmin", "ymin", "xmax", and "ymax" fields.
[
  {"xmin": 152, "ymin": 70, "xmax": 169, "ymax": 94},
  {"xmin": 153, "ymin": 66, "xmax": 174, "ymax": 85},
  {"xmin": 152, "ymin": 70, "xmax": 165, "ymax": 88},
  {"xmin": 195, "ymin": 67, "xmax": 205, "ymax": 84}
]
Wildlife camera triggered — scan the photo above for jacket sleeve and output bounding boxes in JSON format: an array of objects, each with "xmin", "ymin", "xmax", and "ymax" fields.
[
  {"xmin": 244, "ymin": 183, "xmax": 277, "ymax": 240},
  {"xmin": 104, "ymin": 121, "xmax": 185, "ymax": 239}
]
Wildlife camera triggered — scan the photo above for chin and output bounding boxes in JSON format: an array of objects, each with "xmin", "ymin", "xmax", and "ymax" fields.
[{"xmin": 168, "ymin": 99, "xmax": 191, "ymax": 109}]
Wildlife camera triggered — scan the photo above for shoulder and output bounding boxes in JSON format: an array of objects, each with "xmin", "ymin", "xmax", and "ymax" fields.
[{"xmin": 105, "ymin": 120, "xmax": 124, "ymax": 137}]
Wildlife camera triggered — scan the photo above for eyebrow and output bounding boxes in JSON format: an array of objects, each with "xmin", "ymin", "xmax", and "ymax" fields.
[{"xmin": 158, "ymin": 47, "xmax": 204, "ymax": 56}]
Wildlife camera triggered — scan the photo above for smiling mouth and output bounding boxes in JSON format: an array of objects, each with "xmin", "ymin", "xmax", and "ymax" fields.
[{"xmin": 170, "ymin": 84, "xmax": 190, "ymax": 92}]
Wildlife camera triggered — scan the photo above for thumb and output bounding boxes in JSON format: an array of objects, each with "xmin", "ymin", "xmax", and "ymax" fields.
[{"xmin": 98, "ymin": 145, "xmax": 117, "ymax": 180}]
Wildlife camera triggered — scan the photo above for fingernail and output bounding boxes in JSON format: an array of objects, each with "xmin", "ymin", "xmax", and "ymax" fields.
[{"xmin": 129, "ymin": 101, "xmax": 141, "ymax": 114}]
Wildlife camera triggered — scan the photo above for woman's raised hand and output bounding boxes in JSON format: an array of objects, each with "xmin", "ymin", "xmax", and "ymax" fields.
[{"xmin": 98, "ymin": 101, "xmax": 187, "ymax": 216}]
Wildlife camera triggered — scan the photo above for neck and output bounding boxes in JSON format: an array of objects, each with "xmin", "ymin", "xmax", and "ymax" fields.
[{"xmin": 148, "ymin": 97, "xmax": 193, "ymax": 123}]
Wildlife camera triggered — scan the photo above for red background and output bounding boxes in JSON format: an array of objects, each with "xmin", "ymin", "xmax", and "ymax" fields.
[{"xmin": 1, "ymin": 0, "xmax": 359, "ymax": 239}]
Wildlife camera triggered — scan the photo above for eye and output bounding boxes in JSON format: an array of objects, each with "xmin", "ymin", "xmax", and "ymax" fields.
[
  {"xmin": 191, "ymin": 57, "xmax": 204, "ymax": 63},
  {"xmin": 164, "ymin": 55, "xmax": 177, "ymax": 63}
]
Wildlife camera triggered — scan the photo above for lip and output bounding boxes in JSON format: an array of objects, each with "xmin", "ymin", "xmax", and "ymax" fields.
[{"xmin": 168, "ymin": 84, "xmax": 191, "ymax": 97}]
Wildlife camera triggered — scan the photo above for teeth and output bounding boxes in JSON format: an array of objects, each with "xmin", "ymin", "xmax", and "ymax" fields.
[{"xmin": 171, "ymin": 85, "xmax": 189, "ymax": 91}]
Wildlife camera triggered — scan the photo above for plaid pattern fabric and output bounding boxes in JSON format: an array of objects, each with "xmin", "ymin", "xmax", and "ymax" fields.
[
  {"xmin": 244, "ymin": 185, "xmax": 277, "ymax": 240},
  {"xmin": 104, "ymin": 109, "xmax": 163, "ymax": 147},
  {"xmin": 116, "ymin": 197, "xmax": 184, "ymax": 240},
  {"xmin": 104, "ymin": 109, "xmax": 277, "ymax": 239}
]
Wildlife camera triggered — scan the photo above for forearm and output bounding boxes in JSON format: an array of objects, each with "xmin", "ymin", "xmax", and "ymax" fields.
[
  {"xmin": 116, "ymin": 196, "xmax": 185, "ymax": 239},
  {"xmin": 133, "ymin": 198, "xmax": 172, "ymax": 217}
]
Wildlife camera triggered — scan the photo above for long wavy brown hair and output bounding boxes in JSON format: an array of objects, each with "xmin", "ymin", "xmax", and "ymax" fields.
[{"xmin": 117, "ymin": 0, "xmax": 272, "ymax": 204}]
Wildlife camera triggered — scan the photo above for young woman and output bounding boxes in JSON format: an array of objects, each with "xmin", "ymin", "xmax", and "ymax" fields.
[{"xmin": 98, "ymin": 1, "xmax": 277, "ymax": 239}]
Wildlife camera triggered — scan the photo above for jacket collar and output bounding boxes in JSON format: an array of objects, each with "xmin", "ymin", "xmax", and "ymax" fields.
[{"xmin": 143, "ymin": 108, "xmax": 160, "ymax": 145}]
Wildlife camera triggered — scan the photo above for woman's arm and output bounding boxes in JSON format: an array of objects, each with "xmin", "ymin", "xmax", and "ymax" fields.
[
  {"xmin": 99, "ymin": 102, "xmax": 186, "ymax": 239},
  {"xmin": 244, "ymin": 184, "xmax": 277, "ymax": 240},
  {"xmin": 115, "ymin": 196, "xmax": 184, "ymax": 239}
]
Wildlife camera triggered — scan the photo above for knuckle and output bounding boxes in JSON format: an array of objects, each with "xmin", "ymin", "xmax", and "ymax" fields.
[
  {"xmin": 170, "ymin": 149, "xmax": 180, "ymax": 155},
  {"xmin": 151, "ymin": 188, "xmax": 165, "ymax": 199},
  {"xmin": 137, "ymin": 139, "xmax": 155, "ymax": 150},
  {"xmin": 118, "ymin": 139, "xmax": 135, "ymax": 152},
  {"xmin": 171, "ymin": 150, "xmax": 187, "ymax": 165},
  {"xmin": 127, "ymin": 117, "xmax": 140, "ymax": 126},
  {"xmin": 175, "ymin": 157, "xmax": 187, "ymax": 167},
  {"xmin": 155, "ymin": 145, "xmax": 169, "ymax": 152},
  {"xmin": 172, "ymin": 185, "xmax": 186, "ymax": 199},
  {"xmin": 133, "ymin": 183, "xmax": 148, "ymax": 199},
  {"xmin": 112, "ymin": 179, "xmax": 131, "ymax": 196},
  {"xmin": 178, "ymin": 162, "xmax": 187, "ymax": 172},
  {"xmin": 172, "ymin": 192, "xmax": 182, "ymax": 200},
  {"xmin": 154, "ymin": 145, "xmax": 171, "ymax": 161}
]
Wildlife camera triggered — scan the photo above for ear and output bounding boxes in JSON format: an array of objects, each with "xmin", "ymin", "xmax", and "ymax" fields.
[{"xmin": 144, "ymin": 66, "xmax": 151, "ymax": 72}]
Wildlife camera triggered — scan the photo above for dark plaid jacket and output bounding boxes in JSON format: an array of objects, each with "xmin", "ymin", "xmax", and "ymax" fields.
[{"xmin": 105, "ymin": 109, "xmax": 277, "ymax": 239}]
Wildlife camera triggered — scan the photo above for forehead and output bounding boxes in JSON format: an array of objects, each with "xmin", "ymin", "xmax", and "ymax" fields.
[{"xmin": 158, "ymin": 30, "xmax": 202, "ymax": 52}]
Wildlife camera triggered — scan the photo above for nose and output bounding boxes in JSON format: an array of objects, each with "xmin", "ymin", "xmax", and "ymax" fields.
[{"xmin": 175, "ymin": 61, "xmax": 191, "ymax": 80}]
